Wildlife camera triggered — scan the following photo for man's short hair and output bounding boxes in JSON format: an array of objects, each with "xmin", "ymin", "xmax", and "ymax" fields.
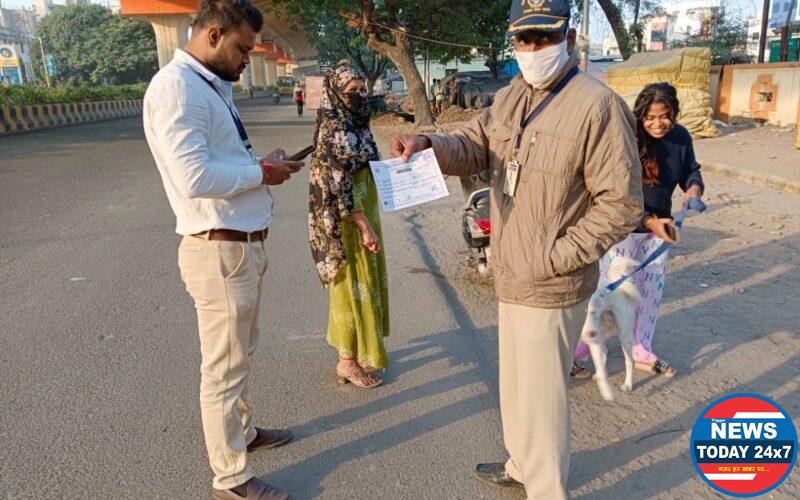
[{"xmin": 192, "ymin": 0, "xmax": 264, "ymax": 34}]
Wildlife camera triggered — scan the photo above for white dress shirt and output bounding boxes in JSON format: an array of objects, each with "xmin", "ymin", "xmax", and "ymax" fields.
[{"xmin": 143, "ymin": 49, "xmax": 274, "ymax": 235}]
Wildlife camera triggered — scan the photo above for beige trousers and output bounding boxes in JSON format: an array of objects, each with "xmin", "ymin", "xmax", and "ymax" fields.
[
  {"xmin": 178, "ymin": 235, "xmax": 268, "ymax": 490},
  {"xmin": 499, "ymin": 299, "xmax": 588, "ymax": 500}
]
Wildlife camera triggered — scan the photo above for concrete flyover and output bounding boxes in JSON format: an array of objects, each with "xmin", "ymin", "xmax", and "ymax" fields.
[{"xmin": 120, "ymin": 0, "xmax": 317, "ymax": 82}]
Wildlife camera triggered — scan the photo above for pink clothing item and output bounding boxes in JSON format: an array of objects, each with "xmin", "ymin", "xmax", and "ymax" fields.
[{"xmin": 574, "ymin": 232, "xmax": 668, "ymax": 364}]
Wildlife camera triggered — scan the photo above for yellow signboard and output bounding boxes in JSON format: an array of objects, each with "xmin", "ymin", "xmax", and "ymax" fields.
[{"xmin": 0, "ymin": 45, "xmax": 21, "ymax": 68}]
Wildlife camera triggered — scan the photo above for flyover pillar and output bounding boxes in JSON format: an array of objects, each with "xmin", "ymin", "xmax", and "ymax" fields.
[
  {"xmin": 250, "ymin": 52, "xmax": 266, "ymax": 88},
  {"xmin": 265, "ymin": 59, "xmax": 278, "ymax": 86},
  {"xmin": 120, "ymin": 0, "xmax": 198, "ymax": 68}
]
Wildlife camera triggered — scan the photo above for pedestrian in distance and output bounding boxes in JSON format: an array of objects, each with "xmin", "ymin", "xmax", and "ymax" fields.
[
  {"xmin": 434, "ymin": 79, "xmax": 445, "ymax": 115},
  {"xmin": 573, "ymin": 82, "xmax": 705, "ymax": 379},
  {"xmin": 142, "ymin": 1, "xmax": 303, "ymax": 498},
  {"xmin": 390, "ymin": 0, "xmax": 643, "ymax": 497},
  {"xmin": 293, "ymin": 81, "xmax": 304, "ymax": 117},
  {"xmin": 309, "ymin": 61, "xmax": 389, "ymax": 389}
]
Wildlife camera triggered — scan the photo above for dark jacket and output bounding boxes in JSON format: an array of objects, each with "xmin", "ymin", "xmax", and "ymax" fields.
[
  {"xmin": 428, "ymin": 55, "xmax": 643, "ymax": 308},
  {"xmin": 636, "ymin": 124, "xmax": 704, "ymax": 232}
]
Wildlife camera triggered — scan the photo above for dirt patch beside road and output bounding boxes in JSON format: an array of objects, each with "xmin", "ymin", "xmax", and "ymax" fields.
[{"xmin": 374, "ymin": 126, "xmax": 800, "ymax": 498}]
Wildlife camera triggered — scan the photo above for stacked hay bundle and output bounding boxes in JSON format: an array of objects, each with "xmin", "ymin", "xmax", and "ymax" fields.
[{"xmin": 606, "ymin": 47, "xmax": 719, "ymax": 138}]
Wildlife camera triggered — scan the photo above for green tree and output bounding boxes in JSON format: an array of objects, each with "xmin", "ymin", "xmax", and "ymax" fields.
[
  {"xmin": 596, "ymin": 0, "xmax": 634, "ymax": 59},
  {"xmin": 588, "ymin": 0, "xmax": 665, "ymax": 59},
  {"xmin": 272, "ymin": 0, "xmax": 510, "ymax": 127},
  {"xmin": 625, "ymin": 0, "xmax": 664, "ymax": 53},
  {"xmin": 90, "ymin": 15, "xmax": 158, "ymax": 85},
  {"xmin": 672, "ymin": 8, "xmax": 749, "ymax": 64},
  {"xmin": 305, "ymin": 13, "xmax": 390, "ymax": 95},
  {"xmin": 32, "ymin": 4, "xmax": 157, "ymax": 86},
  {"xmin": 422, "ymin": 0, "xmax": 512, "ymax": 79},
  {"xmin": 473, "ymin": 0, "xmax": 514, "ymax": 79}
]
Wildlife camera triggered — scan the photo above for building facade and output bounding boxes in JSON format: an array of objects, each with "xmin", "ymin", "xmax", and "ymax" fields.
[
  {"xmin": 643, "ymin": 0, "xmax": 722, "ymax": 51},
  {"xmin": 769, "ymin": 0, "xmax": 800, "ymax": 30},
  {"xmin": 0, "ymin": 1, "xmax": 38, "ymax": 85},
  {"xmin": 602, "ymin": 36, "xmax": 621, "ymax": 57}
]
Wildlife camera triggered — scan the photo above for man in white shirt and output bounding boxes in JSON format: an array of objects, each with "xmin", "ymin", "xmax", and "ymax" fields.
[{"xmin": 143, "ymin": 2, "xmax": 302, "ymax": 499}]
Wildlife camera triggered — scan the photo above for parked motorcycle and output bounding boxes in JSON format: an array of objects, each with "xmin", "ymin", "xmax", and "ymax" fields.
[{"xmin": 461, "ymin": 170, "xmax": 491, "ymax": 277}]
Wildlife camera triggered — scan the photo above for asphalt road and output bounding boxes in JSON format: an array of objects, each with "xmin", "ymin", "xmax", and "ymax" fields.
[
  {"xmin": 0, "ymin": 99, "xmax": 509, "ymax": 499},
  {"xmin": 2, "ymin": 98, "xmax": 799, "ymax": 500}
]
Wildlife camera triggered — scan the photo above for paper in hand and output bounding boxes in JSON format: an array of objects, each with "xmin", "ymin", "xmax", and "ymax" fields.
[{"xmin": 368, "ymin": 148, "xmax": 449, "ymax": 212}]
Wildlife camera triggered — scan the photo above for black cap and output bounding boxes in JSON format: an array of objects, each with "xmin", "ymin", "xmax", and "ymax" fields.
[{"xmin": 507, "ymin": 0, "xmax": 571, "ymax": 37}]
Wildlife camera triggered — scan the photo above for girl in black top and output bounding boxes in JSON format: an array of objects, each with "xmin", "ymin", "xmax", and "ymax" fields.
[
  {"xmin": 635, "ymin": 82, "xmax": 704, "ymax": 240},
  {"xmin": 573, "ymin": 82, "xmax": 705, "ymax": 379}
]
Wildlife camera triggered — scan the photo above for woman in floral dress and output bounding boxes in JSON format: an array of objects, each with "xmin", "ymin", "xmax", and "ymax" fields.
[{"xmin": 308, "ymin": 62, "xmax": 389, "ymax": 388}]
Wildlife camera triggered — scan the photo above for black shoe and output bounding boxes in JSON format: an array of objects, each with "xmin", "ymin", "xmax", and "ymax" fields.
[{"xmin": 475, "ymin": 462, "xmax": 525, "ymax": 489}]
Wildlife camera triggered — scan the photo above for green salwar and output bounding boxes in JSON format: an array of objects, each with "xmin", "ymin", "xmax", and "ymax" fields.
[{"xmin": 326, "ymin": 168, "xmax": 390, "ymax": 369}]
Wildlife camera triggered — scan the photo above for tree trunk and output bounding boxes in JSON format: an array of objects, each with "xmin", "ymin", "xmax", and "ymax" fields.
[
  {"xmin": 367, "ymin": 75, "xmax": 378, "ymax": 95},
  {"xmin": 343, "ymin": 2, "xmax": 435, "ymax": 126},
  {"xmin": 597, "ymin": 0, "xmax": 633, "ymax": 59},
  {"xmin": 390, "ymin": 43, "xmax": 435, "ymax": 127},
  {"xmin": 486, "ymin": 57, "xmax": 499, "ymax": 79},
  {"xmin": 368, "ymin": 37, "xmax": 435, "ymax": 127},
  {"xmin": 632, "ymin": 0, "xmax": 645, "ymax": 52}
]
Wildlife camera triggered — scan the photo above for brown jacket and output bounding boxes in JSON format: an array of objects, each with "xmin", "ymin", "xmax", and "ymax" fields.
[{"xmin": 429, "ymin": 58, "xmax": 643, "ymax": 308}]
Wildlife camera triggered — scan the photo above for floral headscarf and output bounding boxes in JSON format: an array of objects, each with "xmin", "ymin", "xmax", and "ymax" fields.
[{"xmin": 308, "ymin": 62, "xmax": 379, "ymax": 286}]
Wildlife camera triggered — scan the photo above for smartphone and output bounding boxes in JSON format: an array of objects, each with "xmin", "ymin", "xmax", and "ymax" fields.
[{"xmin": 287, "ymin": 145, "xmax": 315, "ymax": 161}]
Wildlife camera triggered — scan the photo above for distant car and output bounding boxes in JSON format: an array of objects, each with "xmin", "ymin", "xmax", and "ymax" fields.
[
  {"xmin": 277, "ymin": 76, "xmax": 295, "ymax": 95},
  {"xmin": 441, "ymin": 71, "xmax": 511, "ymax": 110}
]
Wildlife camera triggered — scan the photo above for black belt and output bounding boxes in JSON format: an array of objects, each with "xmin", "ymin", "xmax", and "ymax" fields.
[{"xmin": 192, "ymin": 228, "xmax": 268, "ymax": 242}]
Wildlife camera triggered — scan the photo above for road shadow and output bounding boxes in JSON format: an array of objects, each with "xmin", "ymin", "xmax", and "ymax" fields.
[
  {"xmin": 570, "ymin": 230, "xmax": 800, "ymax": 496},
  {"xmin": 580, "ymin": 226, "xmax": 798, "ymax": 384},
  {"xmin": 0, "ymin": 116, "xmax": 144, "ymax": 161},
  {"xmin": 570, "ymin": 354, "xmax": 799, "ymax": 498},
  {"xmin": 260, "ymin": 210, "xmax": 503, "ymax": 498}
]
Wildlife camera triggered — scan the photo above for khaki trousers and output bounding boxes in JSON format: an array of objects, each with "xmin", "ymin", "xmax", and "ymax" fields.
[
  {"xmin": 178, "ymin": 235, "xmax": 268, "ymax": 490},
  {"xmin": 499, "ymin": 299, "xmax": 588, "ymax": 500}
]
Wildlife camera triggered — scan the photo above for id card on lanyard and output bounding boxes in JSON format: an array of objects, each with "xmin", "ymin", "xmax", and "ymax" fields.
[
  {"xmin": 504, "ymin": 66, "xmax": 579, "ymax": 197},
  {"xmin": 191, "ymin": 69, "xmax": 258, "ymax": 162}
]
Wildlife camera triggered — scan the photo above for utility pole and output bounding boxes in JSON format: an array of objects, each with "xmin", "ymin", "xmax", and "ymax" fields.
[
  {"xmin": 780, "ymin": 0, "xmax": 797, "ymax": 61},
  {"xmin": 35, "ymin": 36, "xmax": 51, "ymax": 87},
  {"xmin": 581, "ymin": 0, "xmax": 591, "ymax": 70},
  {"xmin": 758, "ymin": 0, "xmax": 771, "ymax": 63}
]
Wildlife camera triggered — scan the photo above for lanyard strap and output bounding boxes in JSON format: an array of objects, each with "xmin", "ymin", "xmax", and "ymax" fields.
[
  {"xmin": 191, "ymin": 69, "xmax": 254, "ymax": 156},
  {"xmin": 514, "ymin": 66, "xmax": 579, "ymax": 152},
  {"xmin": 603, "ymin": 198, "xmax": 707, "ymax": 294}
]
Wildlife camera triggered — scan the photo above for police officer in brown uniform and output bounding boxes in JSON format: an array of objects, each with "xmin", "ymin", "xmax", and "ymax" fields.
[{"xmin": 391, "ymin": 1, "xmax": 643, "ymax": 497}]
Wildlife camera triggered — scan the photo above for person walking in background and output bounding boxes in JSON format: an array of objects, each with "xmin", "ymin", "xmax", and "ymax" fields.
[
  {"xmin": 309, "ymin": 62, "xmax": 389, "ymax": 389},
  {"xmin": 434, "ymin": 79, "xmax": 445, "ymax": 115},
  {"xmin": 143, "ymin": 1, "xmax": 303, "ymax": 498},
  {"xmin": 293, "ymin": 81, "xmax": 304, "ymax": 117},
  {"xmin": 573, "ymin": 82, "xmax": 704, "ymax": 379},
  {"xmin": 390, "ymin": 0, "xmax": 643, "ymax": 497}
]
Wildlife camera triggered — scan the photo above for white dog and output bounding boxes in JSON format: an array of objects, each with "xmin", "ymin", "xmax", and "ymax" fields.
[{"xmin": 580, "ymin": 257, "xmax": 643, "ymax": 401}]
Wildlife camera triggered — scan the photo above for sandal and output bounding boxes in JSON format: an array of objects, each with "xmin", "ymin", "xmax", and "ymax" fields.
[
  {"xmin": 336, "ymin": 358, "xmax": 383, "ymax": 388},
  {"xmin": 634, "ymin": 359, "xmax": 676, "ymax": 378},
  {"xmin": 337, "ymin": 367, "xmax": 383, "ymax": 388},
  {"xmin": 570, "ymin": 360, "xmax": 592, "ymax": 380}
]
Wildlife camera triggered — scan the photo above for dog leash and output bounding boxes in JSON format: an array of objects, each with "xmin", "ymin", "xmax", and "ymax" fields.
[{"xmin": 601, "ymin": 198, "xmax": 707, "ymax": 296}]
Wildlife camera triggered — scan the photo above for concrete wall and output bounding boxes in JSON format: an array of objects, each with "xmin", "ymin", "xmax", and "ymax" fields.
[
  {"xmin": 0, "ymin": 100, "xmax": 143, "ymax": 135},
  {"xmin": 715, "ymin": 62, "xmax": 800, "ymax": 126},
  {"xmin": 710, "ymin": 66, "xmax": 721, "ymax": 113}
]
